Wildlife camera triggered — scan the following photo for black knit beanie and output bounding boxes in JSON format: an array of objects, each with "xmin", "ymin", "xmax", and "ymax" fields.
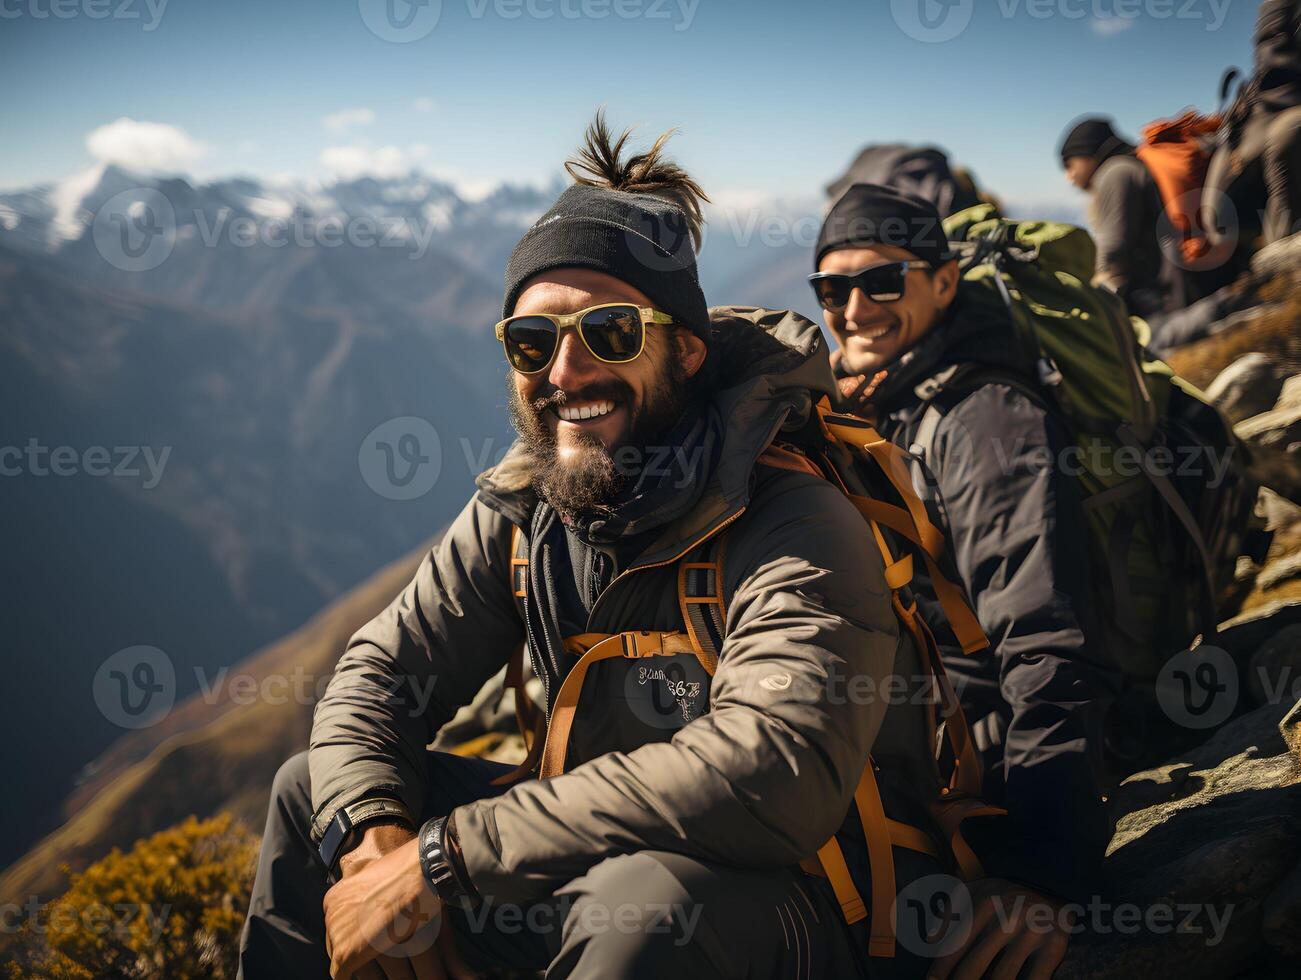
[
  {"xmin": 503, "ymin": 183, "xmax": 709, "ymax": 337},
  {"xmin": 814, "ymin": 183, "xmax": 953, "ymax": 270},
  {"xmin": 1059, "ymin": 117, "xmax": 1135, "ymax": 166}
]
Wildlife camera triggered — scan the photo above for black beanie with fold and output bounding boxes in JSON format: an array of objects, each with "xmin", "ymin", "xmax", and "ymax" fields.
[
  {"xmin": 503, "ymin": 183, "xmax": 709, "ymax": 337},
  {"xmin": 814, "ymin": 183, "xmax": 953, "ymax": 270},
  {"xmin": 1059, "ymin": 117, "xmax": 1136, "ymax": 166}
]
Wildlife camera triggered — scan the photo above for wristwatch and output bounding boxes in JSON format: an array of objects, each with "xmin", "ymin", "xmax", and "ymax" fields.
[
  {"xmin": 418, "ymin": 816, "xmax": 472, "ymax": 907},
  {"xmin": 318, "ymin": 797, "xmax": 413, "ymax": 881}
]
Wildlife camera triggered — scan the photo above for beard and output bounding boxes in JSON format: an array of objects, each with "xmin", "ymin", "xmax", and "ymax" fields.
[{"xmin": 507, "ymin": 355, "xmax": 691, "ymax": 519}]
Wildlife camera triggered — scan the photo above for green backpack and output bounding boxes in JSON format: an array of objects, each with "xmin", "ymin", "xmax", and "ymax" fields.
[{"xmin": 916, "ymin": 204, "xmax": 1263, "ymax": 686}]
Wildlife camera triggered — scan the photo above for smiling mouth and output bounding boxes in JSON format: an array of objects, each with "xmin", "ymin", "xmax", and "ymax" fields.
[
  {"xmin": 849, "ymin": 321, "xmax": 898, "ymax": 342},
  {"xmin": 555, "ymin": 400, "xmax": 617, "ymax": 422}
]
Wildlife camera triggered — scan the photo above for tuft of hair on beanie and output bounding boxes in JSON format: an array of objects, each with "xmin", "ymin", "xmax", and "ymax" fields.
[{"xmin": 564, "ymin": 109, "xmax": 710, "ymax": 250}]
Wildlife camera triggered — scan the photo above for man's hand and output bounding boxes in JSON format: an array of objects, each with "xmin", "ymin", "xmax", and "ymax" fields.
[
  {"xmin": 928, "ymin": 878, "xmax": 1072, "ymax": 980},
  {"xmin": 325, "ymin": 833, "xmax": 476, "ymax": 980}
]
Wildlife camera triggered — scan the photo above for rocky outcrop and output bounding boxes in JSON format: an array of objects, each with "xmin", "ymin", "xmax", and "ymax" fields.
[
  {"xmin": 1058, "ymin": 688, "xmax": 1301, "ymax": 978},
  {"xmin": 1203, "ymin": 353, "xmax": 1290, "ymax": 425},
  {"xmin": 1235, "ymin": 377, "xmax": 1301, "ymax": 505}
]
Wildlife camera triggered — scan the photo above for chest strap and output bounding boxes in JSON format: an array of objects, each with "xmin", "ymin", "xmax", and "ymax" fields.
[{"xmin": 539, "ymin": 631, "xmax": 714, "ymax": 779}]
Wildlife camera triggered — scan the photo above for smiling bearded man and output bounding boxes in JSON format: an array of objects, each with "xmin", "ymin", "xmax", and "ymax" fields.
[{"xmin": 239, "ymin": 115, "xmax": 913, "ymax": 980}]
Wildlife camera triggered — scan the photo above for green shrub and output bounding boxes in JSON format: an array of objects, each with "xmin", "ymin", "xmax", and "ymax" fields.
[{"xmin": 5, "ymin": 814, "xmax": 258, "ymax": 980}]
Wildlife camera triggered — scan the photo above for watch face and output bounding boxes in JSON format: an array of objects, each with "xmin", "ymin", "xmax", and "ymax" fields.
[{"xmin": 319, "ymin": 809, "xmax": 354, "ymax": 873}]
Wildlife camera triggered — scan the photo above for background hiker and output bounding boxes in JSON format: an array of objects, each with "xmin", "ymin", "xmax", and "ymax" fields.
[
  {"xmin": 1207, "ymin": 0, "xmax": 1301, "ymax": 249},
  {"xmin": 1059, "ymin": 116, "xmax": 1196, "ymax": 317},
  {"xmin": 813, "ymin": 184, "xmax": 1121, "ymax": 924},
  {"xmin": 825, "ymin": 143, "xmax": 991, "ymax": 218}
]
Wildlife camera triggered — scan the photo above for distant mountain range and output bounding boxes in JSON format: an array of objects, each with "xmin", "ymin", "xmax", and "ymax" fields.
[{"xmin": 0, "ymin": 166, "xmax": 536, "ymax": 867}]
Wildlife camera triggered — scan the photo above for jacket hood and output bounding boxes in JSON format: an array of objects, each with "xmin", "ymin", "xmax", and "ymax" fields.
[{"xmin": 476, "ymin": 306, "xmax": 834, "ymax": 566}]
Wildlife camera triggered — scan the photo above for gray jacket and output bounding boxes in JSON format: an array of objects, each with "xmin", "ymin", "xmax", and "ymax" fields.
[{"xmin": 309, "ymin": 307, "xmax": 922, "ymax": 906}]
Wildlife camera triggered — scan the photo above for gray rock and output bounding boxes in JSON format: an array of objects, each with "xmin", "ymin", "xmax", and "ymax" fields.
[
  {"xmin": 1236, "ymin": 378, "xmax": 1301, "ymax": 505},
  {"xmin": 1262, "ymin": 860, "xmax": 1301, "ymax": 958},
  {"xmin": 1258, "ymin": 488, "xmax": 1301, "ymax": 536},
  {"xmin": 1204, "ymin": 353, "xmax": 1289, "ymax": 425},
  {"xmin": 1247, "ymin": 625, "xmax": 1301, "ymax": 707},
  {"xmin": 1250, "ymin": 230, "xmax": 1301, "ymax": 281},
  {"xmin": 1056, "ymin": 695, "xmax": 1301, "ymax": 978}
]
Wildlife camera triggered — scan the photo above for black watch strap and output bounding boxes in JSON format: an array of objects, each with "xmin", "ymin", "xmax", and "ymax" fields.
[
  {"xmin": 318, "ymin": 797, "xmax": 413, "ymax": 879},
  {"xmin": 418, "ymin": 816, "xmax": 468, "ymax": 907}
]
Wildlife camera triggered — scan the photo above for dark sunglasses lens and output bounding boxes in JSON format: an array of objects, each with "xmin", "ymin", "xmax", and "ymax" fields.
[
  {"xmin": 504, "ymin": 317, "xmax": 558, "ymax": 372},
  {"xmin": 813, "ymin": 277, "xmax": 852, "ymax": 312},
  {"xmin": 861, "ymin": 264, "xmax": 907, "ymax": 302},
  {"xmin": 580, "ymin": 306, "xmax": 643, "ymax": 362}
]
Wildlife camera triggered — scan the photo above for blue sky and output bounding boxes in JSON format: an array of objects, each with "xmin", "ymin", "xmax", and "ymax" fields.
[{"xmin": 1, "ymin": 0, "xmax": 1255, "ymax": 208}]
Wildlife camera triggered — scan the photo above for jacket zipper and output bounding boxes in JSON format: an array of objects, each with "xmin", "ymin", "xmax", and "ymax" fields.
[{"xmin": 584, "ymin": 506, "xmax": 748, "ymax": 633}]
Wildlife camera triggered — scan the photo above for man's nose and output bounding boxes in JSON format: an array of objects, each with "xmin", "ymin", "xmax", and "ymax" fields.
[
  {"xmin": 548, "ymin": 329, "xmax": 603, "ymax": 392},
  {"xmin": 844, "ymin": 287, "xmax": 884, "ymax": 324}
]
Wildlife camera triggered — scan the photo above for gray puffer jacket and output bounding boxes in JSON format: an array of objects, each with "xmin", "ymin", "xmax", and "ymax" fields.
[{"xmin": 309, "ymin": 307, "xmax": 932, "ymax": 907}]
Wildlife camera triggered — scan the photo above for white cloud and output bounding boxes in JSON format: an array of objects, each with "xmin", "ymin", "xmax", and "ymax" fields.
[
  {"xmin": 322, "ymin": 108, "xmax": 376, "ymax": 133},
  {"xmin": 85, "ymin": 118, "xmax": 206, "ymax": 174},
  {"xmin": 412, "ymin": 97, "xmax": 435, "ymax": 113},
  {"xmin": 319, "ymin": 144, "xmax": 424, "ymax": 180},
  {"xmin": 1090, "ymin": 16, "xmax": 1135, "ymax": 36}
]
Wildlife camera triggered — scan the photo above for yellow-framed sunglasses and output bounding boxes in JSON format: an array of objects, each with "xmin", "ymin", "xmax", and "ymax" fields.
[{"xmin": 494, "ymin": 303, "xmax": 676, "ymax": 375}]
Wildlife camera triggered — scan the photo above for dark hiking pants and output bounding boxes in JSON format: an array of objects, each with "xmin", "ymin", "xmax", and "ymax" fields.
[{"xmin": 237, "ymin": 750, "xmax": 873, "ymax": 979}]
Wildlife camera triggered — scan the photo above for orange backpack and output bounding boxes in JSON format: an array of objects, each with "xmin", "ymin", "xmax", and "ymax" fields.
[
  {"xmin": 1136, "ymin": 110, "xmax": 1223, "ymax": 264},
  {"xmin": 495, "ymin": 398, "xmax": 1004, "ymax": 960}
]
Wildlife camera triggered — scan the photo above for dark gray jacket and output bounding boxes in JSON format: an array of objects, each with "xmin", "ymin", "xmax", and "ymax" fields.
[
  {"xmin": 844, "ymin": 296, "xmax": 1122, "ymax": 902},
  {"xmin": 309, "ymin": 308, "xmax": 921, "ymax": 907},
  {"xmin": 1089, "ymin": 153, "xmax": 1176, "ymax": 318}
]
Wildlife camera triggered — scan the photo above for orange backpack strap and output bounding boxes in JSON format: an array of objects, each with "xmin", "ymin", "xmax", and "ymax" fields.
[
  {"xmin": 489, "ymin": 644, "xmax": 549, "ymax": 787},
  {"xmin": 509, "ymin": 524, "xmax": 529, "ymax": 599},
  {"xmin": 538, "ymin": 631, "xmax": 705, "ymax": 778},
  {"xmin": 757, "ymin": 443, "xmax": 825, "ymax": 479},
  {"xmin": 803, "ymin": 762, "xmax": 943, "ymax": 958},
  {"xmin": 893, "ymin": 595, "xmax": 985, "ymax": 800},
  {"xmin": 819, "ymin": 408, "xmax": 989, "ymax": 656},
  {"xmin": 490, "ymin": 525, "xmax": 544, "ymax": 786},
  {"xmin": 677, "ymin": 533, "xmax": 728, "ymax": 672}
]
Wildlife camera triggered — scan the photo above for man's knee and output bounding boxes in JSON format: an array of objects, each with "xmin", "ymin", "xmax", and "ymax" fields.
[
  {"xmin": 268, "ymin": 750, "xmax": 313, "ymax": 831},
  {"xmin": 556, "ymin": 852, "xmax": 712, "ymax": 971}
]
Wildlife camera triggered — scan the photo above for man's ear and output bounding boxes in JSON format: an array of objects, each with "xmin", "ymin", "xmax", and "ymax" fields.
[
  {"xmin": 934, "ymin": 259, "xmax": 961, "ymax": 308},
  {"xmin": 675, "ymin": 328, "xmax": 708, "ymax": 379}
]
